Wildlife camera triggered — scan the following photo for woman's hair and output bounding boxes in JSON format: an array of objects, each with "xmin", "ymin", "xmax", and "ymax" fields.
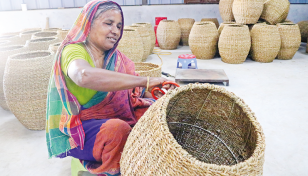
[{"xmin": 93, "ymin": 2, "xmax": 121, "ymax": 22}]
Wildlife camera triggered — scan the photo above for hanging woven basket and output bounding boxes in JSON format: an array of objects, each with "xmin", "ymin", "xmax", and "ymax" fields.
[
  {"xmin": 260, "ymin": 0, "xmax": 290, "ymax": 25},
  {"xmin": 232, "ymin": 0, "xmax": 264, "ymax": 24},
  {"xmin": 121, "ymin": 83, "xmax": 265, "ymax": 175},
  {"xmin": 48, "ymin": 42, "xmax": 61, "ymax": 54},
  {"xmin": 201, "ymin": 18, "xmax": 219, "ymax": 29},
  {"xmin": 251, "ymin": 25, "xmax": 281, "ymax": 63},
  {"xmin": 219, "ymin": 24, "xmax": 251, "ymax": 64},
  {"xmin": 132, "ymin": 23, "xmax": 156, "ymax": 54},
  {"xmin": 0, "ymin": 45, "xmax": 26, "ymax": 111},
  {"xmin": 3, "ymin": 51, "xmax": 55, "ymax": 130},
  {"xmin": 31, "ymin": 32, "xmax": 58, "ymax": 39},
  {"xmin": 189, "ymin": 22, "xmax": 218, "ymax": 60},
  {"xmin": 157, "ymin": 20, "xmax": 181, "ymax": 50},
  {"xmin": 117, "ymin": 29, "xmax": 144, "ymax": 63},
  {"xmin": 57, "ymin": 29, "xmax": 69, "ymax": 41},
  {"xmin": 276, "ymin": 24, "xmax": 301, "ymax": 60},
  {"xmin": 25, "ymin": 37, "xmax": 60, "ymax": 51},
  {"xmin": 297, "ymin": 21, "xmax": 308, "ymax": 42},
  {"xmin": 135, "ymin": 54, "xmax": 162, "ymax": 77},
  {"xmin": 20, "ymin": 30, "xmax": 41, "ymax": 45},
  {"xmin": 218, "ymin": 22, "xmax": 236, "ymax": 36},
  {"xmin": 178, "ymin": 18, "xmax": 195, "ymax": 46},
  {"xmin": 219, "ymin": 0, "xmax": 235, "ymax": 22}
]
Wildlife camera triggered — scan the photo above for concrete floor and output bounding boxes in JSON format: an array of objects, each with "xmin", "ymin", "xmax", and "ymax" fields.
[{"xmin": 0, "ymin": 44, "xmax": 307, "ymax": 176}]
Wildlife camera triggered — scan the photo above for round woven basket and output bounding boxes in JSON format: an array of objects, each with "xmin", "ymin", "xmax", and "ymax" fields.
[
  {"xmin": 232, "ymin": 0, "xmax": 264, "ymax": 24},
  {"xmin": 25, "ymin": 37, "xmax": 60, "ymax": 51},
  {"xmin": 57, "ymin": 29, "xmax": 69, "ymax": 41},
  {"xmin": 218, "ymin": 22, "xmax": 236, "ymax": 36},
  {"xmin": 201, "ymin": 18, "xmax": 219, "ymax": 29},
  {"xmin": 121, "ymin": 83, "xmax": 265, "ymax": 175},
  {"xmin": 276, "ymin": 24, "xmax": 301, "ymax": 60},
  {"xmin": 0, "ymin": 45, "xmax": 26, "ymax": 111},
  {"xmin": 251, "ymin": 25, "xmax": 281, "ymax": 63},
  {"xmin": 20, "ymin": 30, "xmax": 41, "ymax": 45},
  {"xmin": 0, "ymin": 35, "xmax": 23, "ymax": 45},
  {"xmin": 117, "ymin": 29, "xmax": 143, "ymax": 63},
  {"xmin": 178, "ymin": 18, "xmax": 195, "ymax": 46},
  {"xmin": 189, "ymin": 22, "xmax": 218, "ymax": 60},
  {"xmin": 260, "ymin": 0, "xmax": 290, "ymax": 25},
  {"xmin": 31, "ymin": 32, "xmax": 58, "ymax": 39},
  {"xmin": 132, "ymin": 23, "xmax": 155, "ymax": 53},
  {"xmin": 135, "ymin": 55, "xmax": 162, "ymax": 77},
  {"xmin": 297, "ymin": 21, "xmax": 308, "ymax": 42},
  {"xmin": 219, "ymin": 0, "xmax": 235, "ymax": 22},
  {"xmin": 157, "ymin": 20, "xmax": 181, "ymax": 50},
  {"xmin": 3, "ymin": 50, "xmax": 55, "ymax": 130},
  {"xmin": 219, "ymin": 25, "xmax": 251, "ymax": 64},
  {"xmin": 48, "ymin": 42, "xmax": 61, "ymax": 54}
]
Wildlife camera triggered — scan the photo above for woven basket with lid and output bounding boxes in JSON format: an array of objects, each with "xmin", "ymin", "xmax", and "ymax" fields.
[
  {"xmin": 31, "ymin": 32, "xmax": 58, "ymax": 39},
  {"xmin": 25, "ymin": 37, "xmax": 60, "ymax": 51},
  {"xmin": 121, "ymin": 83, "xmax": 265, "ymax": 175},
  {"xmin": 219, "ymin": 0, "xmax": 235, "ymax": 22},
  {"xmin": 178, "ymin": 18, "xmax": 195, "ymax": 46},
  {"xmin": 232, "ymin": 0, "xmax": 264, "ymax": 24},
  {"xmin": 132, "ymin": 23, "xmax": 155, "ymax": 53},
  {"xmin": 157, "ymin": 20, "xmax": 181, "ymax": 50},
  {"xmin": 260, "ymin": 0, "xmax": 290, "ymax": 25}
]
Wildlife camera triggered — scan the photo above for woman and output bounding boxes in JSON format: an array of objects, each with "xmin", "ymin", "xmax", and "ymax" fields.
[{"xmin": 46, "ymin": 1, "xmax": 175, "ymax": 175}]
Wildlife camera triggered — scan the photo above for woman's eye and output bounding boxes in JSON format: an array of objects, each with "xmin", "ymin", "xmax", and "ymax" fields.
[{"xmin": 105, "ymin": 23, "xmax": 112, "ymax": 25}]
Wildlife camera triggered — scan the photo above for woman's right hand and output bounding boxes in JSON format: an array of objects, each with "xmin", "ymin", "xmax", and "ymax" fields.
[{"xmin": 148, "ymin": 77, "xmax": 169, "ymax": 90}]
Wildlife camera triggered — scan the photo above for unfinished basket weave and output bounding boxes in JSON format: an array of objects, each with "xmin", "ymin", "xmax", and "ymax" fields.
[
  {"xmin": 298, "ymin": 21, "xmax": 308, "ymax": 42},
  {"xmin": 178, "ymin": 18, "xmax": 195, "ymax": 46},
  {"xmin": 25, "ymin": 37, "xmax": 60, "ymax": 51},
  {"xmin": 219, "ymin": 25, "xmax": 251, "ymax": 64},
  {"xmin": 132, "ymin": 23, "xmax": 155, "ymax": 53},
  {"xmin": 48, "ymin": 42, "xmax": 61, "ymax": 54},
  {"xmin": 218, "ymin": 22, "xmax": 236, "ymax": 35},
  {"xmin": 157, "ymin": 20, "xmax": 181, "ymax": 50},
  {"xmin": 251, "ymin": 25, "xmax": 281, "ymax": 63},
  {"xmin": 201, "ymin": 18, "xmax": 219, "ymax": 29},
  {"xmin": 117, "ymin": 29, "xmax": 143, "ymax": 63},
  {"xmin": 276, "ymin": 24, "xmax": 301, "ymax": 60},
  {"xmin": 219, "ymin": 0, "xmax": 235, "ymax": 22},
  {"xmin": 189, "ymin": 22, "xmax": 218, "ymax": 59},
  {"xmin": 3, "ymin": 51, "xmax": 54, "ymax": 130},
  {"xmin": 232, "ymin": 0, "xmax": 264, "ymax": 24},
  {"xmin": 0, "ymin": 45, "xmax": 26, "ymax": 110},
  {"xmin": 121, "ymin": 83, "xmax": 265, "ymax": 175},
  {"xmin": 20, "ymin": 30, "xmax": 41, "ymax": 45},
  {"xmin": 31, "ymin": 32, "xmax": 58, "ymax": 39},
  {"xmin": 135, "ymin": 55, "xmax": 162, "ymax": 77},
  {"xmin": 260, "ymin": 0, "xmax": 290, "ymax": 25}
]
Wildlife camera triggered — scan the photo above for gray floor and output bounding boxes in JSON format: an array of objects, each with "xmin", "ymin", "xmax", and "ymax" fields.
[{"xmin": 0, "ymin": 44, "xmax": 307, "ymax": 176}]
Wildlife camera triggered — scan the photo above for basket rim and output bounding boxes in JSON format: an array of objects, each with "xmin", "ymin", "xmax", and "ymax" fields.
[
  {"xmin": 8, "ymin": 50, "xmax": 54, "ymax": 60},
  {"xmin": 28, "ymin": 37, "xmax": 58, "ymax": 43}
]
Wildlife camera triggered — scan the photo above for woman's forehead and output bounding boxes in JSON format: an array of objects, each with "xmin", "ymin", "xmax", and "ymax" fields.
[{"xmin": 96, "ymin": 9, "xmax": 122, "ymax": 23}]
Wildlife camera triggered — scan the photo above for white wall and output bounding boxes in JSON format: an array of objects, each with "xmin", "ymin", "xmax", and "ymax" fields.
[{"xmin": 0, "ymin": 4, "xmax": 307, "ymax": 34}]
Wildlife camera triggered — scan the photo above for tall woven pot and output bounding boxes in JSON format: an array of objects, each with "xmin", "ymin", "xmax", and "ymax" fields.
[
  {"xmin": 157, "ymin": 20, "xmax": 181, "ymax": 50},
  {"xmin": 201, "ymin": 18, "xmax": 219, "ymax": 29},
  {"xmin": 3, "ymin": 51, "xmax": 54, "ymax": 130},
  {"xmin": 117, "ymin": 29, "xmax": 143, "ymax": 63},
  {"xmin": 260, "ymin": 0, "xmax": 290, "ymax": 25},
  {"xmin": 121, "ymin": 83, "xmax": 265, "ymax": 175},
  {"xmin": 218, "ymin": 22, "xmax": 236, "ymax": 35},
  {"xmin": 178, "ymin": 18, "xmax": 195, "ymax": 46},
  {"xmin": 219, "ymin": 25, "xmax": 251, "ymax": 64},
  {"xmin": 297, "ymin": 21, "xmax": 308, "ymax": 42},
  {"xmin": 251, "ymin": 25, "xmax": 281, "ymax": 63},
  {"xmin": 0, "ymin": 45, "xmax": 26, "ymax": 111},
  {"xmin": 20, "ymin": 30, "xmax": 41, "ymax": 45},
  {"xmin": 219, "ymin": 0, "xmax": 235, "ymax": 22},
  {"xmin": 232, "ymin": 0, "xmax": 264, "ymax": 24},
  {"xmin": 31, "ymin": 32, "xmax": 58, "ymax": 39},
  {"xmin": 133, "ymin": 23, "xmax": 155, "ymax": 53},
  {"xmin": 189, "ymin": 22, "xmax": 219, "ymax": 59},
  {"xmin": 48, "ymin": 42, "xmax": 61, "ymax": 54},
  {"xmin": 25, "ymin": 37, "xmax": 60, "ymax": 51},
  {"xmin": 276, "ymin": 24, "xmax": 301, "ymax": 60}
]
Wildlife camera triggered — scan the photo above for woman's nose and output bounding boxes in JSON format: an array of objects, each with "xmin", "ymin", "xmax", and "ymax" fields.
[{"xmin": 111, "ymin": 25, "xmax": 120, "ymax": 35}]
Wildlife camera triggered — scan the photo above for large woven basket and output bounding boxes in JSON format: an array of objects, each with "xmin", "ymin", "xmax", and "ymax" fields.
[
  {"xmin": 260, "ymin": 0, "xmax": 290, "ymax": 25},
  {"xmin": 0, "ymin": 45, "xmax": 26, "ymax": 110},
  {"xmin": 57, "ymin": 29, "xmax": 69, "ymax": 41},
  {"xmin": 276, "ymin": 24, "xmax": 301, "ymax": 60},
  {"xmin": 178, "ymin": 18, "xmax": 195, "ymax": 46},
  {"xmin": 133, "ymin": 23, "xmax": 155, "ymax": 53},
  {"xmin": 135, "ymin": 55, "xmax": 162, "ymax": 77},
  {"xmin": 218, "ymin": 22, "xmax": 236, "ymax": 36},
  {"xmin": 121, "ymin": 83, "xmax": 265, "ymax": 175},
  {"xmin": 3, "ymin": 51, "xmax": 54, "ymax": 130},
  {"xmin": 219, "ymin": 24, "xmax": 251, "ymax": 64},
  {"xmin": 219, "ymin": 0, "xmax": 235, "ymax": 22},
  {"xmin": 25, "ymin": 37, "xmax": 60, "ymax": 51},
  {"xmin": 31, "ymin": 32, "xmax": 58, "ymax": 39},
  {"xmin": 201, "ymin": 18, "xmax": 219, "ymax": 29},
  {"xmin": 189, "ymin": 22, "xmax": 218, "ymax": 59},
  {"xmin": 298, "ymin": 21, "xmax": 308, "ymax": 42},
  {"xmin": 117, "ymin": 29, "xmax": 143, "ymax": 63},
  {"xmin": 251, "ymin": 25, "xmax": 281, "ymax": 63},
  {"xmin": 19, "ymin": 30, "xmax": 41, "ymax": 45},
  {"xmin": 48, "ymin": 42, "xmax": 61, "ymax": 54},
  {"xmin": 157, "ymin": 20, "xmax": 181, "ymax": 50},
  {"xmin": 232, "ymin": 0, "xmax": 264, "ymax": 24}
]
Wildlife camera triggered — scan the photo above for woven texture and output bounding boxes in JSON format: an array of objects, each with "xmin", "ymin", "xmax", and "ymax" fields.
[
  {"xmin": 251, "ymin": 25, "xmax": 281, "ymax": 63},
  {"xmin": 0, "ymin": 35, "xmax": 23, "ymax": 45},
  {"xmin": 133, "ymin": 23, "xmax": 156, "ymax": 53},
  {"xmin": 157, "ymin": 20, "xmax": 181, "ymax": 50},
  {"xmin": 3, "ymin": 51, "xmax": 54, "ymax": 130},
  {"xmin": 189, "ymin": 22, "xmax": 218, "ymax": 60},
  {"xmin": 121, "ymin": 83, "xmax": 265, "ymax": 175},
  {"xmin": 276, "ymin": 24, "xmax": 301, "ymax": 60},
  {"xmin": 25, "ymin": 37, "xmax": 60, "ymax": 51},
  {"xmin": 117, "ymin": 29, "xmax": 143, "ymax": 63},
  {"xmin": 31, "ymin": 32, "xmax": 58, "ymax": 39},
  {"xmin": 298, "ymin": 21, "xmax": 308, "ymax": 42},
  {"xmin": 135, "ymin": 62, "xmax": 161, "ymax": 77},
  {"xmin": 178, "ymin": 18, "xmax": 195, "ymax": 46},
  {"xmin": 48, "ymin": 42, "xmax": 61, "ymax": 54},
  {"xmin": 0, "ymin": 45, "xmax": 26, "ymax": 111},
  {"xmin": 261, "ymin": 0, "xmax": 290, "ymax": 25},
  {"xmin": 219, "ymin": 25, "xmax": 251, "ymax": 64},
  {"xmin": 201, "ymin": 18, "xmax": 220, "ymax": 29},
  {"xmin": 57, "ymin": 30, "xmax": 69, "ymax": 41},
  {"xmin": 218, "ymin": 22, "xmax": 236, "ymax": 35},
  {"xmin": 219, "ymin": 0, "xmax": 235, "ymax": 22},
  {"xmin": 20, "ymin": 30, "xmax": 41, "ymax": 45},
  {"xmin": 0, "ymin": 40, "xmax": 10, "ymax": 46},
  {"xmin": 232, "ymin": 0, "xmax": 264, "ymax": 24}
]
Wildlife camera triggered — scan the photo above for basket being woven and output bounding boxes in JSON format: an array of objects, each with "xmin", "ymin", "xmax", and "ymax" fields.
[
  {"xmin": 135, "ymin": 54, "xmax": 162, "ymax": 77},
  {"xmin": 25, "ymin": 37, "xmax": 60, "ymax": 51},
  {"xmin": 121, "ymin": 83, "xmax": 265, "ymax": 175},
  {"xmin": 232, "ymin": 0, "xmax": 264, "ymax": 24},
  {"xmin": 31, "ymin": 32, "xmax": 58, "ymax": 39},
  {"xmin": 3, "ymin": 51, "xmax": 55, "ymax": 130},
  {"xmin": 178, "ymin": 18, "xmax": 195, "ymax": 46},
  {"xmin": 219, "ymin": 0, "xmax": 235, "ymax": 22},
  {"xmin": 298, "ymin": 21, "xmax": 308, "ymax": 42},
  {"xmin": 157, "ymin": 20, "xmax": 181, "ymax": 50},
  {"xmin": 132, "ymin": 23, "xmax": 156, "ymax": 54},
  {"xmin": 260, "ymin": 0, "xmax": 290, "ymax": 25}
]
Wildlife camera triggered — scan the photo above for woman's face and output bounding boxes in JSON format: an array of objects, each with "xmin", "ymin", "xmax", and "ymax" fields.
[{"xmin": 88, "ymin": 9, "xmax": 122, "ymax": 51}]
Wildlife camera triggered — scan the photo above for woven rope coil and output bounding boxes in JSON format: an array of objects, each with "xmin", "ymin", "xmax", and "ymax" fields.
[
  {"xmin": 135, "ymin": 54, "xmax": 162, "ymax": 77},
  {"xmin": 260, "ymin": 0, "xmax": 290, "ymax": 25},
  {"xmin": 219, "ymin": 0, "xmax": 235, "ymax": 22},
  {"xmin": 117, "ymin": 29, "xmax": 143, "ymax": 63},
  {"xmin": 157, "ymin": 20, "xmax": 181, "ymax": 50},
  {"xmin": 132, "ymin": 23, "xmax": 156, "ymax": 54},
  {"xmin": 232, "ymin": 0, "xmax": 264, "ymax": 24},
  {"xmin": 48, "ymin": 42, "xmax": 61, "ymax": 54},
  {"xmin": 201, "ymin": 18, "xmax": 220, "ymax": 29},
  {"xmin": 219, "ymin": 25, "xmax": 251, "ymax": 64},
  {"xmin": 178, "ymin": 18, "xmax": 195, "ymax": 46},
  {"xmin": 218, "ymin": 22, "xmax": 236, "ymax": 36},
  {"xmin": 25, "ymin": 37, "xmax": 61, "ymax": 51},
  {"xmin": 0, "ymin": 45, "xmax": 26, "ymax": 110},
  {"xmin": 251, "ymin": 25, "xmax": 281, "ymax": 63},
  {"xmin": 31, "ymin": 32, "xmax": 58, "ymax": 39},
  {"xmin": 189, "ymin": 22, "xmax": 218, "ymax": 60},
  {"xmin": 297, "ymin": 21, "xmax": 308, "ymax": 42},
  {"xmin": 276, "ymin": 24, "xmax": 301, "ymax": 60},
  {"xmin": 121, "ymin": 83, "xmax": 265, "ymax": 175},
  {"xmin": 20, "ymin": 30, "xmax": 41, "ymax": 45}
]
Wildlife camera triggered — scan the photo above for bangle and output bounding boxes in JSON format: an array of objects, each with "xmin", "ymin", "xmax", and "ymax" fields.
[{"xmin": 146, "ymin": 76, "xmax": 150, "ymax": 92}]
